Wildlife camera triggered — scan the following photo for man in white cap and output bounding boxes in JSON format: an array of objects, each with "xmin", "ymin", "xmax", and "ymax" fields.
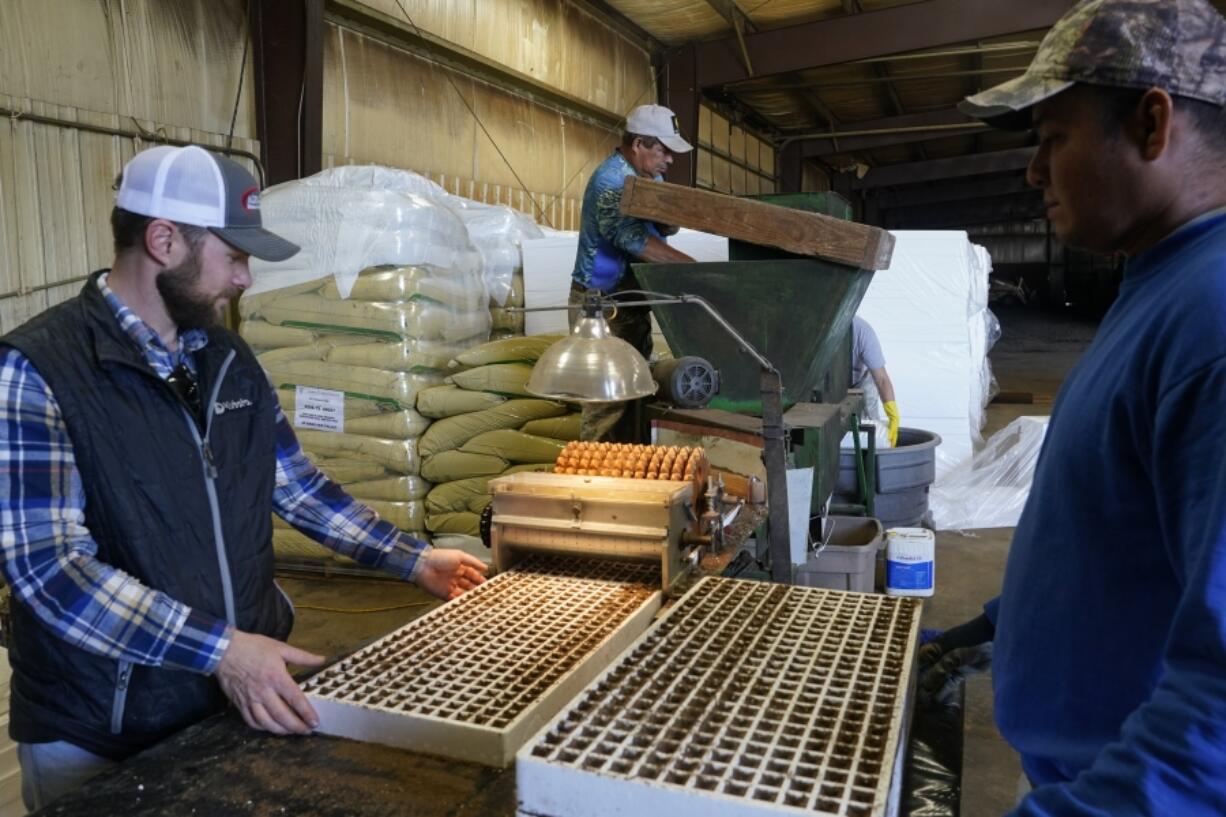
[
  {"xmin": 0, "ymin": 145, "xmax": 487, "ymax": 809},
  {"xmin": 570, "ymin": 104, "xmax": 698, "ymax": 440}
]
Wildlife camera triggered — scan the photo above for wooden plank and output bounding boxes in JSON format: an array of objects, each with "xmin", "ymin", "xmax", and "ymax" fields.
[{"xmin": 619, "ymin": 176, "xmax": 895, "ymax": 270}]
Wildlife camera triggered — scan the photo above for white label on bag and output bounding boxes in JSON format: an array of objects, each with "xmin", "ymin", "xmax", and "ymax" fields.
[{"xmin": 294, "ymin": 386, "xmax": 344, "ymax": 433}]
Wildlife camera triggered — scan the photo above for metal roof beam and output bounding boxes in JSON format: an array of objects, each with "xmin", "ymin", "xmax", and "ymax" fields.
[
  {"xmin": 873, "ymin": 173, "xmax": 1033, "ymax": 207},
  {"xmin": 697, "ymin": 0, "xmax": 1073, "ymax": 88},
  {"xmin": 790, "ymin": 108, "xmax": 983, "ymax": 157},
  {"xmin": 704, "ymin": 0, "xmax": 758, "ymax": 75},
  {"xmin": 881, "ymin": 191, "xmax": 1045, "ymax": 228},
  {"xmin": 854, "ymin": 147, "xmax": 1035, "ymax": 189}
]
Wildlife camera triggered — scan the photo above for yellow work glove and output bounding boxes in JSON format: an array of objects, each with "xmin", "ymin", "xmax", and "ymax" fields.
[{"xmin": 884, "ymin": 401, "xmax": 901, "ymax": 447}]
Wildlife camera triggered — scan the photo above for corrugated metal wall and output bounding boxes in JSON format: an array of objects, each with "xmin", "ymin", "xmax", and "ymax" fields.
[
  {"xmin": 353, "ymin": 0, "xmax": 652, "ymax": 113},
  {"xmin": 325, "ymin": 2, "xmax": 655, "ymax": 230},
  {"xmin": 0, "ymin": 0, "xmax": 257, "ymax": 333}
]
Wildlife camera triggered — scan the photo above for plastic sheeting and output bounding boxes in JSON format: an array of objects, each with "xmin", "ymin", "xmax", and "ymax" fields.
[
  {"xmin": 855, "ymin": 231, "xmax": 999, "ymax": 475},
  {"xmin": 247, "ymin": 166, "xmax": 483, "ymax": 300},
  {"xmin": 248, "ymin": 164, "xmax": 542, "ymax": 307},
  {"xmin": 929, "ymin": 416, "xmax": 1050, "ymax": 531}
]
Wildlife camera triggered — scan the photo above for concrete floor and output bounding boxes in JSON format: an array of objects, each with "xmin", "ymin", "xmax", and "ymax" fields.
[{"xmin": 278, "ymin": 302, "xmax": 1099, "ymax": 817}]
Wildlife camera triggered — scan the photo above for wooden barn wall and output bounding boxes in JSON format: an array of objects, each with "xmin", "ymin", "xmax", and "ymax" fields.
[
  {"xmin": 350, "ymin": 0, "xmax": 653, "ymax": 115},
  {"xmin": 0, "ymin": 0, "xmax": 257, "ymax": 332},
  {"xmin": 694, "ymin": 104, "xmax": 778, "ymax": 197},
  {"xmin": 324, "ymin": 1, "xmax": 655, "ymax": 231}
]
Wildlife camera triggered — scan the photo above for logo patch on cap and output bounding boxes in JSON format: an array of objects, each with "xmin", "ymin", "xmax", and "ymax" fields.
[
  {"xmin": 240, "ymin": 186, "xmax": 261, "ymax": 213},
  {"xmin": 671, "ymin": 115, "xmax": 680, "ymax": 135}
]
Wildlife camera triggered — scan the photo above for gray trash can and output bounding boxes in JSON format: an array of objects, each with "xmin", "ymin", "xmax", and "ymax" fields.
[{"xmin": 795, "ymin": 516, "xmax": 884, "ymax": 593}]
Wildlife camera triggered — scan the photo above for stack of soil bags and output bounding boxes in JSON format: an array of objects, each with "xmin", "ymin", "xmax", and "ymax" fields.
[{"xmin": 418, "ymin": 335, "xmax": 581, "ymax": 537}]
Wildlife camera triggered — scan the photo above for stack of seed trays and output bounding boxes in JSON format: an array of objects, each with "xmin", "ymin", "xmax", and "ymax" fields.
[
  {"xmin": 517, "ymin": 577, "xmax": 922, "ymax": 817},
  {"xmin": 301, "ymin": 555, "xmax": 663, "ymax": 766}
]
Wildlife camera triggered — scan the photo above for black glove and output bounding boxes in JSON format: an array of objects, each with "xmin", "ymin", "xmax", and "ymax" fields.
[{"xmin": 917, "ymin": 613, "xmax": 995, "ymax": 708}]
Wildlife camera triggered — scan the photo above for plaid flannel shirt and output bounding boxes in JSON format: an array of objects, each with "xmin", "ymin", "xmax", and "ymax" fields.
[{"xmin": 0, "ymin": 274, "xmax": 430, "ymax": 675}]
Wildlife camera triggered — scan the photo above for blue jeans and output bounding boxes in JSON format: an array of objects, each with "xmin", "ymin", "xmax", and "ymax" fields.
[{"xmin": 18, "ymin": 741, "xmax": 116, "ymax": 811}]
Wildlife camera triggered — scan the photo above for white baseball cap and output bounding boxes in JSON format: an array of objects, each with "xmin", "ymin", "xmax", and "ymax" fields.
[
  {"xmin": 116, "ymin": 145, "xmax": 299, "ymax": 262},
  {"xmin": 625, "ymin": 105, "xmax": 693, "ymax": 153}
]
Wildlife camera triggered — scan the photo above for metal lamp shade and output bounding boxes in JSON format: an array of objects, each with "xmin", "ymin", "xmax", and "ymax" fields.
[{"xmin": 526, "ymin": 314, "xmax": 657, "ymax": 402}]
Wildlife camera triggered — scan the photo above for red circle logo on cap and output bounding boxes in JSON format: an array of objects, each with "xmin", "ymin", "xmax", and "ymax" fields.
[{"xmin": 240, "ymin": 186, "xmax": 261, "ymax": 213}]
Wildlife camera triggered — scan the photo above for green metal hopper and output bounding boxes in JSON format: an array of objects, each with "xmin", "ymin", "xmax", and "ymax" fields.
[{"xmin": 634, "ymin": 256, "xmax": 871, "ymax": 414}]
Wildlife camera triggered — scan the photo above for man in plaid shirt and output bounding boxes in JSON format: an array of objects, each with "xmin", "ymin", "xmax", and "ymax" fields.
[{"xmin": 0, "ymin": 145, "xmax": 487, "ymax": 810}]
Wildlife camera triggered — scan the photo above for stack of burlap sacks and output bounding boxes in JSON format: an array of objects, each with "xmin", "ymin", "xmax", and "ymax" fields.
[
  {"xmin": 488, "ymin": 269, "xmax": 525, "ymax": 340},
  {"xmin": 418, "ymin": 335, "xmax": 580, "ymax": 538},
  {"xmin": 240, "ymin": 262, "xmax": 491, "ymax": 564}
]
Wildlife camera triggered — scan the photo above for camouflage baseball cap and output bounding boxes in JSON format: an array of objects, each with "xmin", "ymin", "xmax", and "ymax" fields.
[{"xmin": 959, "ymin": 0, "xmax": 1226, "ymax": 128}]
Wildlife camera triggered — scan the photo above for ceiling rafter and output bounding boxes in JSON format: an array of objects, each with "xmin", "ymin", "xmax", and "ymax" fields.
[
  {"xmin": 854, "ymin": 146, "xmax": 1035, "ymax": 188},
  {"xmin": 704, "ymin": 0, "xmax": 758, "ymax": 75},
  {"xmin": 693, "ymin": 0, "xmax": 1074, "ymax": 88}
]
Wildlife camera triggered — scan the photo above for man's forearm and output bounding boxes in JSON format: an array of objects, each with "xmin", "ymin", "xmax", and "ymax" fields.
[
  {"xmin": 871, "ymin": 367, "xmax": 897, "ymax": 404},
  {"xmin": 635, "ymin": 235, "xmax": 696, "ymax": 264},
  {"xmin": 2, "ymin": 539, "xmax": 231, "ymax": 673}
]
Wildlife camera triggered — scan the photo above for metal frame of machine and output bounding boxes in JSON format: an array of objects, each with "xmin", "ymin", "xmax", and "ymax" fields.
[{"xmin": 487, "ymin": 470, "xmax": 720, "ymax": 596}]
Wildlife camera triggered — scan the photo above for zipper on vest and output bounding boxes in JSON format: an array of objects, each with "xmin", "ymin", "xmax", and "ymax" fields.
[
  {"xmin": 201, "ymin": 440, "xmax": 219, "ymax": 480},
  {"xmin": 177, "ymin": 349, "xmax": 239, "ymax": 627},
  {"xmin": 111, "ymin": 660, "xmax": 133, "ymax": 734}
]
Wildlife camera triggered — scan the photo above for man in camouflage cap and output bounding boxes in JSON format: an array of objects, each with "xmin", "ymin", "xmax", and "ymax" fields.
[{"xmin": 921, "ymin": 1, "xmax": 1226, "ymax": 813}]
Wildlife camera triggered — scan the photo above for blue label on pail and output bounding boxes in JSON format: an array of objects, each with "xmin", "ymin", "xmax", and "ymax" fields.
[{"xmin": 887, "ymin": 560, "xmax": 933, "ymax": 591}]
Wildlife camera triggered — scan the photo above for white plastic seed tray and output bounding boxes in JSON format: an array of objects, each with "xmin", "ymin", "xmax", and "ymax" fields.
[
  {"xmin": 302, "ymin": 555, "xmax": 662, "ymax": 766},
  {"xmin": 517, "ymin": 578, "xmax": 921, "ymax": 817}
]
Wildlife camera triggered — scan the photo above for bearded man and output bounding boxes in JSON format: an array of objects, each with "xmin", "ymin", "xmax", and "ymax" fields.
[{"xmin": 0, "ymin": 145, "xmax": 487, "ymax": 811}]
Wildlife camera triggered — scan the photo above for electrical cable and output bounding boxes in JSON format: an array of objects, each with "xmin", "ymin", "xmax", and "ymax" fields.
[
  {"xmin": 225, "ymin": 19, "xmax": 251, "ymax": 151},
  {"xmin": 391, "ymin": 0, "xmax": 556, "ymax": 228}
]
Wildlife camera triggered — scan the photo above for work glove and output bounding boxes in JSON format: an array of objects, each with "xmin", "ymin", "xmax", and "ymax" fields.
[
  {"xmin": 918, "ymin": 642, "xmax": 993, "ymax": 708},
  {"xmin": 884, "ymin": 400, "xmax": 901, "ymax": 447},
  {"xmin": 916, "ymin": 612, "xmax": 995, "ymax": 708}
]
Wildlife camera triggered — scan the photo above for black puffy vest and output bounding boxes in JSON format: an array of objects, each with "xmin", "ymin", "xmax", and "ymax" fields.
[{"xmin": 1, "ymin": 272, "xmax": 291, "ymax": 759}]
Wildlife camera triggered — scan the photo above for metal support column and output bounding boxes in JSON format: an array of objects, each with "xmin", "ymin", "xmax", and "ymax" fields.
[
  {"xmin": 661, "ymin": 45, "xmax": 700, "ymax": 187},
  {"xmin": 250, "ymin": 0, "xmax": 325, "ymax": 185},
  {"xmin": 760, "ymin": 368, "xmax": 793, "ymax": 584},
  {"xmin": 778, "ymin": 141, "xmax": 803, "ymax": 194}
]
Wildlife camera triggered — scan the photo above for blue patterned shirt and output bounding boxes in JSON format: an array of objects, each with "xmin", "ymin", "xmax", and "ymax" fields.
[
  {"xmin": 0, "ymin": 274, "xmax": 430, "ymax": 675},
  {"xmin": 572, "ymin": 151, "xmax": 653, "ymax": 291}
]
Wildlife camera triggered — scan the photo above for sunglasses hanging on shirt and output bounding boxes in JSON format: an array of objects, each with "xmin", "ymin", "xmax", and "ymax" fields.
[{"xmin": 167, "ymin": 363, "xmax": 205, "ymax": 431}]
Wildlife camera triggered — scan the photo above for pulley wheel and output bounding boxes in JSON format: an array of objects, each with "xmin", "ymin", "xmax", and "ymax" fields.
[{"xmin": 654, "ymin": 356, "xmax": 719, "ymax": 409}]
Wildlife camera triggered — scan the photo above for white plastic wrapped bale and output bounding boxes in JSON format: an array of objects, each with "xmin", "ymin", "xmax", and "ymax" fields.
[
  {"xmin": 929, "ymin": 416, "xmax": 1049, "ymax": 531},
  {"xmin": 291, "ymin": 163, "xmax": 542, "ymax": 310},
  {"xmin": 853, "ymin": 231, "xmax": 998, "ymax": 475}
]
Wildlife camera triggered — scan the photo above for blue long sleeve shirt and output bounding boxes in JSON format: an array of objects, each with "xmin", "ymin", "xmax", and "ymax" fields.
[{"xmin": 994, "ymin": 210, "xmax": 1226, "ymax": 816}]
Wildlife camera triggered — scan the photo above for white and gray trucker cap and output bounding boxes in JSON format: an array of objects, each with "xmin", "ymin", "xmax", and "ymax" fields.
[{"xmin": 116, "ymin": 145, "xmax": 299, "ymax": 262}]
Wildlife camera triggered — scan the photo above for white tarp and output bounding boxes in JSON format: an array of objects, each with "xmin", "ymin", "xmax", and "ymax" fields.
[
  {"xmin": 929, "ymin": 416, "xmax": 1049, "ymax": 530},
  {"xmin": 855, "ymin": 231, "xmax": 999, "ymax": 474}
]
